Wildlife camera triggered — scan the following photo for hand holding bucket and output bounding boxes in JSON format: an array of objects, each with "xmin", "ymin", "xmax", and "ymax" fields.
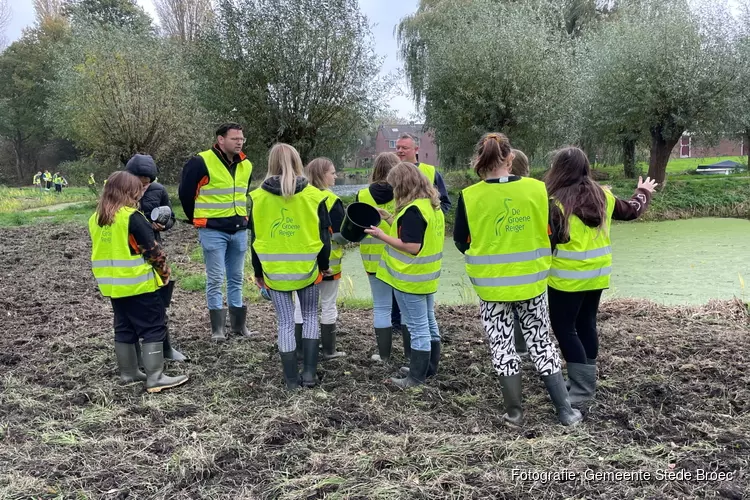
[{"xmin": 340, "ymin": 202, "xmax": 381, "ymax": 243}]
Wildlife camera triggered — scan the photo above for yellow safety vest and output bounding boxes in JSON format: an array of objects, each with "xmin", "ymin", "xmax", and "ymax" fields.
[
  {"xmin": 250, "ymin": 183, "xmax": 328, "ymax": 291},
  {"xmin": 88, "ymin": 206, "xmax": 163, "ymax": 298},
  {"xmin": 33, "ymin": 174, "xmax": 41, "ymax": 185},
  {"xmin": 357, "ymin": 186, "xmax": 394, "ymax": 273},
  {"xmin": 53, "ymin": 175, "xmax": 61, "ymax": 184},
  {"xmin": 88, "ymin": 175, "xmax": 95, "ymax": 185},
  {"xmin": 193, "ymin": 149, "xmax": 253, "ymax": 221},
  {"xmin": 417, "ymin": 163, "xmax": 436, "ymax": 185},
  {"xmin": 376, "ymin": 198, "xmax": 444, "ymax": 294},
  {"xmin": 463, "ymin": 178, "xmax": 551, "ymax": 302},
  {"xmin": 43, "ymin": 173, "xmax": 51, "ymax": 181},
  {"xmin": 324, "ymin": 190, "xmax": 343, "ymax": 275},
  {"xmin": 549, "ymin": 189, "xmax": 615, "ymax": 292}
]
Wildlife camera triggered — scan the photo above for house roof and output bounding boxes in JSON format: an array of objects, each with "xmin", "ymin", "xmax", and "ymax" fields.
[
  {"xmin": 379, "ymin": 124, "xmax": 426, "ymax": 141},
  {"xmin": 697, "ymin": 160, "xmax": 743, "ymax": 168}
]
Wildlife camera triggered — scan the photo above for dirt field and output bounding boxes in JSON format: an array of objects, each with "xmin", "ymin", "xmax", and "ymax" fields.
[{"xmin": 1, "ymin": 221, "xmax": 748, "ymax": 499}]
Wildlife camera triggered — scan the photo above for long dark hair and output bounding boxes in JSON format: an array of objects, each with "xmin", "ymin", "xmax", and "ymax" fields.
[
  {"xmin": 96, "ymin": 171, "xmax": 143, "ymax": 226},
  {"xmin": 544, "ymin": 147, "xmax": 606, "ymax": 240}
]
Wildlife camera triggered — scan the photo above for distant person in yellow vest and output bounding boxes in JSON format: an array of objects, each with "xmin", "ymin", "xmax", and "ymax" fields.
[
  {"xmin": 249, "ymin": 143, "xmax": 332, "ymax": 389},
  {"xmin": 88, "ymin": 171, "xmax": 188, "ymax": 393},
  {"xmin": 453, "ymin": 133, "xmax": 581, "ymax": 427},
  {"xmin": 365, "ymin": 162, "xmax": 445, "ymax": 388},
  {"xmin": 354, "ymin": 152, "xmax": 401, "ymax": 362},
  {"xmin": 179, "ymin": 123, "xmax": 255, "ymax": 341},
  {"xmin": 42, "ymin": 170, "xmax": 52, "ymax": 190},
  {"xmin": 545, "ymin": 147, "xmax": 656, "ymax": 408},
  {"xmin": 292, "ymin": 157, "xmax": 346, "ymax": 360},
  {"xmin": 509, "ymin": 149, "xmax": 530, "ymax": 358},
  {"xmin": 33, "ymin": 171, "xmax": 42, "ymax": 192},
  {"xmin": 88, "ymin": 172, "xmax": 98, "ymax": 195},
  {"xmin": 53, "ymin": 172, "xmax": 67, "ymax": 193}
]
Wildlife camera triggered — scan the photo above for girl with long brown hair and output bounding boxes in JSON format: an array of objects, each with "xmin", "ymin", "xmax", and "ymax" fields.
[
  {"xmin": 545, "ymin": 147, "xmax": 656, "ymax": 408},
  {"xmin": 88, "ymin": 171, "xmax": 188, "ymax": 393},
  {"xmin": 365, "ymin": 162, "xmax": 445, "ymax": 388}
]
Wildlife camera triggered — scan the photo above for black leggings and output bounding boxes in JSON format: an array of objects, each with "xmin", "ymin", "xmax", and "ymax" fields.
[
  {"xmin": 111, "ymin": 291, "xmax": 167, "ymax": 344},
  {"xmin": 547, "ymin": 287, "xmax": 603, "ymax": 364}
]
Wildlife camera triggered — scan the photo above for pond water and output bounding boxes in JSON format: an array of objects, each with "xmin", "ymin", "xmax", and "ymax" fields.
[
  {"xmin": 331, "ymin": 183, "xmax": 368, "ymax": 197},
  {"xmin": 337, "ymin": 218, "xmax": 750, "ymax": 305}
]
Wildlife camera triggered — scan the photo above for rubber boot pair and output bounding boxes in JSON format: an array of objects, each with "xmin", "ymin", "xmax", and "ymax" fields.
[
  {"xmin": 209, "ymin": 307, "xmax": 254, "ymax": 341},
  {"xmin": 499, "ymin": 371, "xmax": 582, "ymax": 426},
  {"xmin": 281, "ymin": 338, "xmax": 319, "ymax": 389},
  {"xmin": 389, "ymin": 349, "xmax": 430, "ymax": 389},
  {"xmin": 399, "ymin": 340, "xmax": 441, "ymax": 378},
  {"xmin": 115, "ymin": 342, "xmax": 188, "ymax": 392},
  {"xmin": 567, "ymin": 359, "xmax": 597, "ymax": 407},
  {"xmin": 134, "ymin": 329, "xmax": 188, "ymax": 365}
]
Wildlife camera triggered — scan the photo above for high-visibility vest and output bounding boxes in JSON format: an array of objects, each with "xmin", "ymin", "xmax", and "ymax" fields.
[
  {"xmin": 193, "ymin": 149, "xmax": 253, "ymax": 221},
  {"xmin": 323, "ymin": 190, "xmax": 343, "ymax": 275},
  {"xmin": 88, "ymin": 175, "xmax": 95, "ymax": 185},
  {"xmin": 43, "ymin": 172, "xmax": 52, "ymax": 181},
  {"xmin": 250, "ymin": 183, "xmax": 328, "ymax": 291},
  {"xmin": 549, "ymin": 189, "xmax": 615, "ymax": 292},
  {"xmin": 417, "ymin": 163, "xmax": 436, "ymax": 184},
  {"xmin": 376, "ymin": 198, "xmax": 444, "ymax": 294},
  {"xmin": 462, "ymin": 178, "xmax": 551, "ymax": 302},
  {"xmin": 33, "ymin": 174, "xmax": 41, "ymax": 185},
  {"xmin": 53, "ymin": 175, "xmax": 61, "ymax": 184},
  {"xmin": 88, "ymin": 206, "xmax": 163, "ymax": 298},
  {"xmin": 357, "ymin": 186, "xmax": 394, "ymax": 273}
]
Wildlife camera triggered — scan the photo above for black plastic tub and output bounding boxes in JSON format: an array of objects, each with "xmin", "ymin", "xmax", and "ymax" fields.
[{"xmin": 341, "ymin": 202, "xmax": 381, "ymax": 242}]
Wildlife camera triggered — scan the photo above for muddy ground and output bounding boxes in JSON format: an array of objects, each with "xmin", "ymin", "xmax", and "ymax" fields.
[{"xmin": 0, "ymin": 221, "xmax": 748, "ymax": 499}]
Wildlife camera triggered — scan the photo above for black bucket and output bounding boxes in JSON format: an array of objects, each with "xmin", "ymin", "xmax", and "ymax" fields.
[{"xmin": 341, "ymin": 202, "xmax": 381, "ymax": 243}]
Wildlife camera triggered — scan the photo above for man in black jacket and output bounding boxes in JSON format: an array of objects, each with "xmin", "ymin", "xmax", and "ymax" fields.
[{"xmin": 125, "ymin": 154, "xmax": 188, "ymax": 362}]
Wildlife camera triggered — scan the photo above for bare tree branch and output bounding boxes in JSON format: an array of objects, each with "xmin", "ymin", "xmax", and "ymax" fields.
[
  {"xmin": 33, "ymin": 0, "xmax": 64, "ymax": 24},
  {"xmin": 154, "ymin": 0, "xmax": 213, "ymax": 42},
  {"xmin": 0, "ymin": 0, "xmax": 12, "ymax": 49}
]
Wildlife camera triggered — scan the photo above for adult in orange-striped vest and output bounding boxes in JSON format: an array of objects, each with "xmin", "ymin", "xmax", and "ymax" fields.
[
  {"xmin": 88, "ymin": 171, "xmax": 188, "ymax": 393},
  {"xmin": 355, "ymin": 152, "xmax": 401, "ymax": 363},
  {"xmin": 545, "ymin": 147, "xmax": 657, "ymax": 408},
  {"xmin": 178, "ymin": 123, "xmax": 254, "ymax": 341},
  {"xmin": 250, "ymin": 143, "xmax": 332, "ymax": 390},
  {"xmin": 453, "ymin": 133, "xmax": 580, "ymax": 427},
  {"xmin": 292, "ymin": 157, "xmax": 347, "ymax": 360}
]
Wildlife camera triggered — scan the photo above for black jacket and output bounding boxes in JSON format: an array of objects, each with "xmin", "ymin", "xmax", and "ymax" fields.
[
  {"xmin": 138, "ymin": 182, "xmax": 175, "ymax": 240},
  {"xmin": 249, "ymin": 176, "xmax": 332, "ymax": 279},
  {"xmin": 354, "ymin": 182, "xmax": 395, "ymax": 205}
]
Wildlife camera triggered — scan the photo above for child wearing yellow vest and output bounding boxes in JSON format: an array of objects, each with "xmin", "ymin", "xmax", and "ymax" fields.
[
  {"xmin": 249, "ymin": 144, "xmax": 332, "ymax": 389},
  {"xmin": 545, "ymin": 147, "xmax": 656, "ymax": 408},
  {"xmin": 365, "ymin": 162, "xmax": 445, "ymax": 388},
  {"xmin": 292, "ymin": 158, "xmax": 346, "ymax": 360}
]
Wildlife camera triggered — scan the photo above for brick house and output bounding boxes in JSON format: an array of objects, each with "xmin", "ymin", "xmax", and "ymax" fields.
[
  {"xmin": 354, "ymin": 124, "xmax": 440, "ymax": 168},
  {"xmin": 671, "ymin": 133, "xmax": 747, "ymax": 159}
]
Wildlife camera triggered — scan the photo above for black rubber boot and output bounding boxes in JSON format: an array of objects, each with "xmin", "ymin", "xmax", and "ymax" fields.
[
  {"xmin": 280, "ymin": 351, "xmax": 300, "ymax": 390},
  {"xmin": 163, "ymin": 327, "xmax": 188, "ymax": 362},
  {"xmin": 141, "ymin": 342, "xmax": 189, "ymax": 393},
  {"xmin": 321, "ymin": 323, "xmax": 345, "ymax": 360},
  {"xmin": 499, "ymin": 374, "xmax": 524, "ymax": 426},
  {"xmin": 514, "ymin": 315, "xmax": 529, "ymax": 358},
  {"xmin": 209, "ymin": 309, "xmax": 227, "ymax": 341},
  {"xmin": 567, "ymin": 362, "xmax": 597, "ymax": 406},
  {"xmin": 295, "ymin": 323, "xmax": 303, "ymax": 360},
  {"xmin": 371, "ymin": 327, "xmax": 393, "ymax": 362},
  {"xmin": 134, "ymin": 341, "xmax": 144, "ymax": 369},
  {"xmin": 301, "ymin": 338, "xmax": 319, "ymax": 388},
  {"xmin": 401, "ymin": 325, "xmax": 411, "ymax": 360},
  {"xmin": 400, "ymin": 340, "xmax": 441, "ymax": 377},
  {"xmin": 389, "ymin": 349, "xmax": 430, "ymax": 389},
  {"xmin": 542, "ymin": 371, "xmax": 583, "ymax": 426},
  {"xmin": 114, "ymin": 342, "xmax": 146, "ymax": 383},
  {"xmin": 229, "ymin": 305, "xmax": 254, "ymax": 337}
]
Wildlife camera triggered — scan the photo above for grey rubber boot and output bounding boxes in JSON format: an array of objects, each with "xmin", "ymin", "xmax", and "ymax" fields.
[
  {"xmin": 401, "ymin": 325, "xmax": 412, "ymax": 360},
  {"xmin": 163, "ymin": 327, "xmax": 188, "ymax": 362},
  {"xmin": 301, "ymin": 338, "xmax": 319, "ymax": 388},
  {"xmin": 567, "ymin": 362, "xmax": 597, "ymax": 406},
  {"xmin": 389, "ymin": 349, "xmax": 430, "ymax": 389},
  {"xmin": 141, "ymin": 342, "xmax": 189, "ymax": 393},
  {"xmin": 499, "ymin": 373, "xmax": 524, "ymax": 426},
  {"xmin": 371, "ymin": 327, "xmax": 393, "ymax": 362},
  {"xmin": 514, "ymin": 315, "xmax": 529, "ymax": 358},
  {"xmin": 295, "ymin": 323, "xmax": 303, "ymax": 360},
  {"xmin": 280, "ymin": 351, "xmax": 300, "ymax": 390},
  {"xmin": 400, "ymin": 340, "xmax": 441, "ymax": 377},
  {"xmin": 321, "ymin": 323, "xmax": 346, "ymax": 360},
  {"xmin": 134, "ymin": 341, "xmax": 144, "ymax": 369},
  {"xmin": 542, "ymin": 371, "xmax": 583, "ymax": 426},
  {"xmin": 114, "ymin": 342, "xmax": 146, "ymax": 383},
  {"xmin": 229, "ymin": 305, "xmax": 255, "ymax": 337},
  {"xmin": 209, "ymin": 309, "xmax": 227, "ymax": 341}
]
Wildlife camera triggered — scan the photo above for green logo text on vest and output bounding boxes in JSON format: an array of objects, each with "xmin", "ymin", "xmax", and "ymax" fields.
[{"xmin": 270, "ymin": 207, "xmax": 300, "ymax": 238}]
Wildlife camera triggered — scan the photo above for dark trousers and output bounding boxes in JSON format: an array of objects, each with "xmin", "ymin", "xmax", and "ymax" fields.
[
  {"xmin": 54, "ymin": 184, "xmax": 62, "ymax": 193},
  {"xmin": 547, "ymin": 287, "xmax": 603, "ymax": 364},
  {"xmin": 111, "ymin": 290, "xmax": 167, "ymax": 344},
  {"xmin": 391, "ymin": 292, "xmax": 401, "ymax": 328}
]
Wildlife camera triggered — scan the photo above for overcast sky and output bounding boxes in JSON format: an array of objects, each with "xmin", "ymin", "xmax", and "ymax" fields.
[{"xmin": 4, "ymin": 0, "xmax": 419, "ymax": 118}]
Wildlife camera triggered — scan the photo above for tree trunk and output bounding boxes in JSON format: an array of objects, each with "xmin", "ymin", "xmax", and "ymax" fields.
[
  {"xmin": 622, "ymin": 137, "xmax": 637, "ymax": 178},
  {"xmin": 647, "ymin": 125, "xmax": 681, "ymax": 187},
  {"xmin": 12, "ymin": 137, "xmax": 23, "ymax": 183},
  {"xmin": 745, "ymin": 130, "xmax": 750, "ymax": 170}
]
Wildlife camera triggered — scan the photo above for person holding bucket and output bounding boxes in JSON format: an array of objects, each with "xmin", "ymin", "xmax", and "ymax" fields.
[
  {"xmin": 365, "ymin": 162, "xmax": 445, "ymax": 388},
  {"xmin": 249, "ymin": 143, "xmax": 332, "ymax": 389},
  {"xmin": 353, "ymin": 152, "xmax": 401, "ymax": 362},
  {"xmin": 292, "ymin": 157, "xmax": 347, "ymax": 361},
  {"xmin": 453, "ymin": 133, "xmax": 581, "ymax": 426}
]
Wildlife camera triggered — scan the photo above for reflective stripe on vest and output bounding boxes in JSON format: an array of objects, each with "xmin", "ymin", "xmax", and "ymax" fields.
[
  {"xmin": 376, "ymin": 198, "xmax": 444, "ymax": 294},
  {"xmin": 417, "ymin": 163, "xmax": 436, "ymax": 185},
  {"xmin": 250, "ymin": 183, "xmax": 327, "ymax": 291},
  {"xmin": 462, "ymin": 177, "xmax": 551, "ymax": 302},
  {"xmin": 549, "ymin": 189, "xmax": 615, "ymax": 292},
  {"xmin": 357, "ymin": 187, "xmax": 394, "ymax": 273},
  {"xmin": 193, "ymin": 150, "xmax": 252, "ymax": 221},
  {"xmin": 88, "ymin": 206, "xmax": 161, "ymax": 298}
]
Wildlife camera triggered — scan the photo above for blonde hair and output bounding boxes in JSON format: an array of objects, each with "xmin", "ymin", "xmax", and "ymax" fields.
[
  {"xmin": 510, "ymin": 149, "xmax": 529, "ymax": 177},
  {"xmin": 387, "ymin": 162, "xmax": 440, "ymax": 215},
  {"xmin": 370, "ymin": 152, "xmax": 400, "ymax": 184},
  {"xmin": 95, "ymin": 171, "xmax": 143, "ymax": 226},
  {"xmin": 305, "ymin": 157, "xmax": 334, "ymax": 190},
  {"xmin": 267, "ymin": 143, "xmax": 304, "ymax": 199},
  {"xmin": 472, "ymin": 132, "xmax": 513, "ymax": 180}
]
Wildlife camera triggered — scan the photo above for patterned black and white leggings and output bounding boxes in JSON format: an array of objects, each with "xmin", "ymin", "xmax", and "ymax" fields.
[
  {"xmin": 480, "ymin": 292, "xmax": 561, "ymax": 377},
  {"xmin": 269, "ymin": 284, "xmax": 319, "ymax": 353}
]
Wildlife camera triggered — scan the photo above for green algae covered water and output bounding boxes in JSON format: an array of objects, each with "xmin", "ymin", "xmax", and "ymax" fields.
[{"xmin": 338, "ymin": 218, "xmax": 750, "ymax": 305}]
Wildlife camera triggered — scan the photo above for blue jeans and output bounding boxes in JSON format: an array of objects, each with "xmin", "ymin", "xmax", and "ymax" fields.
[
  {"xmin": 198, "ymin": 228, "xmax": 247, "ymax": 310},
  {"xmin": 393, "ymin": 290, "xmax": 440, "ymax": 351},
  {"xmin": 367, "ymin": 275, "xmax": 393, "ymax": 329}
]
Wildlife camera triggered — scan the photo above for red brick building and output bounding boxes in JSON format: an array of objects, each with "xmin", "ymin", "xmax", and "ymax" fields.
[
  {"xmin": 671, "ymin": 133, "xmax": 747, "ymax": 159},
  {"xmin": 354, "ymin": 124, "xmax": 440, "ymax": 168}
]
